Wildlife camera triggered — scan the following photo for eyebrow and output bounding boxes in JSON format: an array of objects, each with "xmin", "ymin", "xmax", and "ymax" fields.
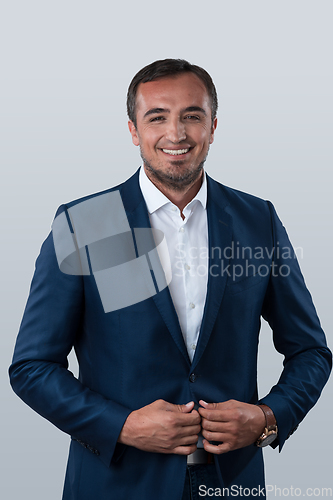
[
  {"xmin": 184, "ymin": 106, "xmax": 207, "ymax": 116},
  {"xmin": 143, "ymin": 108, "xmax": 168, "ymax": 118},
  {"xmin": 143, "ymin": 106, "xmax": 207, "ymax": 119}
]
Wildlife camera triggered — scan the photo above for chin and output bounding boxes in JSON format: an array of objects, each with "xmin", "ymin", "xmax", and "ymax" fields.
[{"xmin": 147, "ymin": 163, "xmax": 204, "ymax": 191}]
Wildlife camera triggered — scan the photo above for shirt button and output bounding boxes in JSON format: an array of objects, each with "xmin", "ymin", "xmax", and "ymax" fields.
[
  {"xmin": 171, "ymin": 206, "xmax": 177, "ymax": 212},
  {"xmin": 191, "ymin": 343, "xmax": 196, "ymax": 350},
  {"xmin": 189, "ymin": 302, "xmax": 195, "ymax": 309},
  {"xmin": 179, "ymin": 227, "xmax": 185, "ymax": 233},
  {"xmin": 189, "ymin": 373, "xmax": 197, "ymax": 383},
  {"xmin": 185, "ymin": 264, "xmax": 191, "ymax": 270}
]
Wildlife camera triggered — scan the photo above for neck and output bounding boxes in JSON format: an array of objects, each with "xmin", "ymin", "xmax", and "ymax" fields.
[{"xmin": 143, "ymin": 166, "xmax": 204, "ymax": 215}]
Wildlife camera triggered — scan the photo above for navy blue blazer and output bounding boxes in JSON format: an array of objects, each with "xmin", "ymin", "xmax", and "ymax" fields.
[{"xmin": 10, "ymin": 170, "xmax": 332, "ymax": 500}]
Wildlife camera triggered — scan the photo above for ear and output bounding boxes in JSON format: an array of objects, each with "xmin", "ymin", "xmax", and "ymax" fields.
[
  {"xmin": 209, "ymin": 117, "xmax": 218, "ymax": 144},
  {"xmin": 128, "ymin": 120, "xmax": 140, "ymax": 146}
]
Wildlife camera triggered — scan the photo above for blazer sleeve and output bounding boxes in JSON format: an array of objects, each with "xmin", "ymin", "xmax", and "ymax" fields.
[
  {"xmin": 9, "ymin": 206, "xmax": 132, "ymax": 468},
  {"xmin": 259, "ymin": 201, "xmax": 332, "ymax": 451}
]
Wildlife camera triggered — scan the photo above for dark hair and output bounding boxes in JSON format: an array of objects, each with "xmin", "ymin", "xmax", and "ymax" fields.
[{"xmin": 127, "ymin": 58, "xmax": 218, "ymax": 127}]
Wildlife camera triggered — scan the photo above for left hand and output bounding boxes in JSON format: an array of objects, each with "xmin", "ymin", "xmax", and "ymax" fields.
[{"xmin": 198, "ymin": 399, "xmax": 266, "ymax": 454}]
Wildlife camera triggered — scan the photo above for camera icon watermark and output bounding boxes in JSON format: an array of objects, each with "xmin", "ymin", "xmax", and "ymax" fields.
[{"xmin": 52, "ymin": 190, "xmax": 171, "ymax": 313}]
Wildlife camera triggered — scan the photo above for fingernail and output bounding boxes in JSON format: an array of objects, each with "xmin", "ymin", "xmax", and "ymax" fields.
[
  {"xmin": 185, "ymin": 402, "xmax": 193, "ymax": 407},
  {"xmin": 200, "ymin": 400, "xmax": 208, "ymax": 406}
]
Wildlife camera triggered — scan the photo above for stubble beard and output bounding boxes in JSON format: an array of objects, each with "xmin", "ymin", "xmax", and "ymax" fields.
[{"xmin": 140, "ymin": 148, "xmax": 209, "ymax": 192}]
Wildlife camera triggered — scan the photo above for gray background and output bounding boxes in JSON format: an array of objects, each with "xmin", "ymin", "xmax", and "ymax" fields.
[{"xmin": 1, "ymin": 1, "xmax": 332, "ymax": 498}]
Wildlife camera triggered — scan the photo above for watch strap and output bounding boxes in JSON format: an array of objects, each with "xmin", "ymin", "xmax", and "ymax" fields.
[
  {"xmin": 256, "ymin": 404, "xmax": 278, "ymax": 447},
  {"xmin": 258, "ymin": 404, "xmax": 277, "ymax": 430}
]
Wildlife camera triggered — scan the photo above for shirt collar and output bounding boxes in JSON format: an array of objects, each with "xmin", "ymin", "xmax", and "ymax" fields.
[{"xmin": 139, "ymin": 166, "xmax": 207, "ymax": 215}]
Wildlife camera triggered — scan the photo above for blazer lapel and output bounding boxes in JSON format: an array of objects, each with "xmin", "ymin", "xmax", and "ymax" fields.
[
  {"xmin": 191, "ymin": 175, "xmax": 233, "ymax": 368},
  {"xmin": 120, "ymin": 170, "xmax": 190, "ymax": 365}
]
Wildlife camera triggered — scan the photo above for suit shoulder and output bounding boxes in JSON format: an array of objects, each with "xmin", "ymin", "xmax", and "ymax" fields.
[
  {"xmin": 207, "ymin": 175, "xmax": 271, "ymax": 214},
  {"xmin": 53, "ymin": 179, "xmax": 130, "ymax": 219},
  {"xmin": 54, "ymin": 169, "xmax": 141, "ymax": 219}
]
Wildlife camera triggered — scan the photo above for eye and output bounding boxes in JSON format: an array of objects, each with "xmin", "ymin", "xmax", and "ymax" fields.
[
  {"xmin": 149, "ymin": 116, "xmax": 165, "ymax": 122},
  {"xmin": 184, "ymin": 115, "xmax": 200, "ymax": 120}
]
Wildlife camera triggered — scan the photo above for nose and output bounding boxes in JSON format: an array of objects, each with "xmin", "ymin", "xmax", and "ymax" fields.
[{"xmin": 165, "ymin": 118, "xmax": 186, "ymax": 143}]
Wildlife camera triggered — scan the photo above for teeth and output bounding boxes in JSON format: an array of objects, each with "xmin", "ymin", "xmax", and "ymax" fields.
[{"xmin": 162, "ymin": 148, "xmax": 189, "ymax": 155}]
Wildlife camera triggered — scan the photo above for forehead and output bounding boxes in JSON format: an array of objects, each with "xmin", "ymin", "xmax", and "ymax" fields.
[{"xmin": 135, "ymin": 73, "xmax": 211, "ymax": 115}]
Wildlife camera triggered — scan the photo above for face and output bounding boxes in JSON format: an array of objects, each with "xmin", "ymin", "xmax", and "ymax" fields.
[{"xmin": 128, "ymin": 73, "xmax": 217, "ymax": 191}]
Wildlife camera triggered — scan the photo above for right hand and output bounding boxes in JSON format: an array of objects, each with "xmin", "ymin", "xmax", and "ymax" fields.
[{"xmin": 118, "ymin": 399, "xmax": 201, "ymax": 455}]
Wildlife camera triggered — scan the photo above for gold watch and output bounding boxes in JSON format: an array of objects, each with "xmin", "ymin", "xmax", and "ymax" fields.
[{"xmin": 255, "ymin": 404, "xmax": 278, "ymax": 448}]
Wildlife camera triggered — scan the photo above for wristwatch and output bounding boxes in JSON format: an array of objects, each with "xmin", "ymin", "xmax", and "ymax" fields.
[{"xmin": 255, "ymin": 404, "xmax": 278, "ymax": 448}]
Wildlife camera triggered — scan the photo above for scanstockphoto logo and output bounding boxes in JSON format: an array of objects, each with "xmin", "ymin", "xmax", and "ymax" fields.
[
  {"xmin": 198, "ymin": 484, "xmax": 332, "ymax": 497},
  {"xmin": 52, "ymin": 191, "xmax": 172, "ymax": 313}
]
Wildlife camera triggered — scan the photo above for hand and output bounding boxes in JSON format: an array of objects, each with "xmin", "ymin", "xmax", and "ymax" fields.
[
  {"xmin": 118, "ymin": 399, "xmax": 201, "ymax": 455},
  {"xmin": 198, "ymin": 399, "xmax": 266, "ymax": 454}
]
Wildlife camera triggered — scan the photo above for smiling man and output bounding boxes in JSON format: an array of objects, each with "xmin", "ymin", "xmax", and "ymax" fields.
[
  {"xmin": 10, "ymin": 59, "xmax": 331, "ymax": 500},
  {"xmin": 128, "ymin": 72, "xmax": 216, "ymax": 207}
]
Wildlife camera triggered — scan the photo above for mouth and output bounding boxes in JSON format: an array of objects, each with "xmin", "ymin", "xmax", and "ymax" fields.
[{"xmin": 161, "ymin": 148, "xmax": 191, "ymax": 157}]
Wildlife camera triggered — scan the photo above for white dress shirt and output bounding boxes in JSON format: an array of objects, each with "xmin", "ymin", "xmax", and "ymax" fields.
[{"xmin": 139, "ymin": 166, "xmax": 208, "ymax": 363}]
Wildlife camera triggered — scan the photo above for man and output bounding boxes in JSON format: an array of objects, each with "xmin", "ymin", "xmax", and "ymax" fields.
[{"xmin": 10, "ymin": 59, "xmax": 331, "ymax": 500}]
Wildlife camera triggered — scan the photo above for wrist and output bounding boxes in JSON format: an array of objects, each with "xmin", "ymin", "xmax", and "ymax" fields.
[{"xmin": 118, "ymin": 411, "xmax": 137, "ymax": 446}]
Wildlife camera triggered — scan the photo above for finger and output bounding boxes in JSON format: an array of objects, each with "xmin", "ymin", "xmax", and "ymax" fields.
[
  {"xmin": 162, "ymin": 400, "xmax": 193, "ymax": 412},
  {"xmin": 202, "ymin": 429, "xmax": 225, "ymax": 442},
  {"xmin": 199, "ymin": 400, "xmax": 212, "ymax": 407},
  {"xmin": 178, "ymin": 424, "xmax": 202, "ymax": 437},
  {"xmin": 198, "ymin": 407, "xmax": 229, "ymax": 422},
  {"xmin": 166, "ymin": 401, "xmax": 199, "ymax": 420},
  {"xmin": 203, "ymin": 439, "xmax": 231, "ymax": 455},
  {"xmin": 178, "ymin": 401, "xmax": 195, "ymax": 413},
  {"xmin": 163, "ymin": 412, "xmax": 201, "ymax": 434},
  {"xmin": 172, "ymin": 444, "xmax": 198, "ymax": 455},
  {"xmin": 177, "ymin": 411, "xmax": 201, "ymax": 426},
  {"xmin": 163, "ymin": 401, "xmax": 200, "ymax": 421},
  {"xmin": 178, "ymin": 434, "xmax": 200, "ymax": 446},
  {"xmin": 201, "ymin": 417, "xmax": 230, "ymax": 432},
  {"xmin": 199, "ymin": 399, "xmax": 236, "ymax": 411},
  {"xmin": 199, "ymin": 400, "xmax": 218, "ymax": 410}
]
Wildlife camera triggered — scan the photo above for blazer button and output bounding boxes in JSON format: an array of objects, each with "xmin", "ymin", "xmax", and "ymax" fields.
[{"xmin": 189, "ymin": 373, "xmax": 197, "ymax": 383}]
